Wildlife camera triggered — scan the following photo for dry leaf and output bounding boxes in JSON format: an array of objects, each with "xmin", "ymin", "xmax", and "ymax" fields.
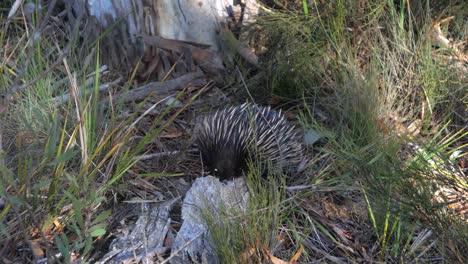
[
  {"xmin": 159, "ymin": 126, "xmax": 183, "ymax": 138},
  {"xmin": 376, "ymin": 118, "xmax": 390, "ymax": 136},
  {"xmin": 132, "ymin": 164, "xmax": 140, "ymax": 174},
  {"xmin": 53, "ymin": 218, "xmax": 62, "ymax": 232},
  {"xmin": 407, "ymin": 120, "xmax": 422, "ymax": 137},
  {"xmin": 30, "ymin": 239, "xmax": 44, "ymax": 259},
  {"xmin": 333, "ymin": 226, "xmax": 352, "ymax": 242},
  {"xmin": 240, "ymin": 247, "xmax": 256, "ymax": 262},
  {"xmin": 290, "ymin": 246, "xmax": 303, "ymax": 263},
  {"xmin": 459, "ymin": 157, "xmax": 466, "ymax": 169},
  {"xmin": 7, "ymin": 0, "xmax": 23, "ymax": 20},
  {"xmin": 283, "ymin": 111, "xmax": 297, "ymax": 120},
  {"xmin": 263, "ymin": 247, "xmax": 288, "ymax": 264}
]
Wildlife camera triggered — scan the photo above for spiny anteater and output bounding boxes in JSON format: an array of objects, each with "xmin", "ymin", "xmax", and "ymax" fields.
[{"xmin": 194, "ymin": 103, "xmax": 302, "ymax": 180}]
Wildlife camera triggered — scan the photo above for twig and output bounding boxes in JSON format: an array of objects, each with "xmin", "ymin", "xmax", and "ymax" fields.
[
  {"xmin": 0, "ymin": 122, "xmax": 3, "ymax": 167},
  {"xmin": 50, "ymin": 65, "xmax": 109, "ymax": 93},
  {"xmin": 160, "ymin": 232, "xmax": 204, "ymax": 264},
  {"xmin": 236, "ymin": 66, "xmax": 256, "ymax": 104},
  {"xmin": 135, "ymin": 149, "xmax": 197, "ymax": 161},
  {"xmin": 285, "ymin": 185, "xmax": 318, "ymax": 192},
  {"xmin": 135, "ymin": 150, "xmax": 181, "ymax": 160},
  {"xmin": 52, "ymin": 77, "xmax": 123, "ymax": 105}
]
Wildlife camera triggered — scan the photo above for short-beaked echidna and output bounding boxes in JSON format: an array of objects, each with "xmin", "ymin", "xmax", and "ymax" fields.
[{"xmin": 194, "ymin": 103, "xmax": 302, "ymax": 179}]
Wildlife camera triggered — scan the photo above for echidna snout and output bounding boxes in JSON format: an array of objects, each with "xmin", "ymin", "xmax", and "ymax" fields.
[{"xmin": 194, "ymin": 103, "xmax": 302, "ymax": 179}]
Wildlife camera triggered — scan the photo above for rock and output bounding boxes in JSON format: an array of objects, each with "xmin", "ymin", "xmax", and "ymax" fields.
[
  {"xmin": 97, "ymin": 198, "xmax": 178, "ymax": 263},
  {"xmin": 169, "ymin": 176, "xmax": 249, "ymax": 264}
]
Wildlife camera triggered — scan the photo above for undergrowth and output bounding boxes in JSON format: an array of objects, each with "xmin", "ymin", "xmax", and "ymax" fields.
[
  {"xmin": 0, "ymin": 0, "xmax": 466, "ymax": 263},
  {"xmin": 0, "ymin": 5, "xmax": 203, "ymax": 262},
  {"xmin": 204, "ymin": 166, "xmax": 286, "ymax": 263},
  {"xmin": 249, "ymin": 0, "xmax": 467, "ymax": 262}
]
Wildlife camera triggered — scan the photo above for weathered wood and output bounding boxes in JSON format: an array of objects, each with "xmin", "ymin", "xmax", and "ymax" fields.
[
  {"xmin": 69, "ymin": 0, "xmax": 258, "ymax": 77},
  {"xmin": 108, "ymin": 71, "xmax": 207, "ymax": 103}
]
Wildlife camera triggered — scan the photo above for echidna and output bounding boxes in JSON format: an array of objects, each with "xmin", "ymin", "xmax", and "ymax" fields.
[{"xmin": 194, "ymin": 103, "xmax": 302, "ymax": 179}]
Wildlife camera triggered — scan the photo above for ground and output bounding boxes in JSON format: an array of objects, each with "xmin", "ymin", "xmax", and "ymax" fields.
[{"xmin": 0, "ymin": 0, "xmax": 466, "ymax": 263}]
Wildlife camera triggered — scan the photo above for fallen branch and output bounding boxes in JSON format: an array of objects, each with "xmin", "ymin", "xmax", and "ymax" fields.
[
  {"xmin": 52, "ymin": 77, "xmax": 122, "ymax": 105},
  {"xmin": 50, "ymin": 65, "xmax": 109, "ymax": 94},
  {"xmin": 135, "ymin": 149, "xmax": 197, "ymax": 161},
  {"xmin": 107, "ymin": 71, "xmax": 207, "ymax": 103},
  {"xmin": 219, "ymin": 27, "xmax": 259, "ymax": 67},
  {"xmin": 285, "ymin": 185, "xmax": 318, "ymax": 192}
]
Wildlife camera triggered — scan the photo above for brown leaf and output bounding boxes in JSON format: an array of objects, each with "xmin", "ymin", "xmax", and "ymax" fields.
[
  {"xmin": 332, "ymin": 225, "xmax": 352, "ymax": 242},
  {"xmin": 132, "ymin": 164, "xmax": 140, "ymax": 174},
  {"xmin": 263, "ymin": 247, "xmax": 288, "ymax": 264},
  {"xmin": 376, "ymin": 118, "xmax": 390, "ymax": 136},
  {"xmin": 159, "ymin": 126, "xmax": 183, "ymax": 138},
  {"xmin": 130, "ymin": 178, "xmax": 157, "ymax": 191},
  {"xmin": 290, "ymin": 246, "xmax": 303, "ymax": 263},
  {"xmin": 459, "ymin": 157, "xmax": 466, "ymax": 169},
  {"xmin": 240, "ymin": 247, "xmax": 256, "ymax": 262},
  {"xmin": 30, "ymin": 239, "xmax": 44, "ymax": 259},
  {"xmin": 407, "ymin": 120, "xmax": 421, "ymax": 137},
  {"xmin": 53, "ymin": 218, "xmax": 63, "ymax": 232},
  {"xmin": 283, "ymin": 111, "xmax": 297, "ymax": 120}
]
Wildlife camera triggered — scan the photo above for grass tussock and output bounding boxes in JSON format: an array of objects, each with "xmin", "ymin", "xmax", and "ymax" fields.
[
  {"xmin": 0, "ymin": 6, "xmax": 202, "ymax": 261},
  {"xmin": 202, "ymin": 164, "xmax": 291, "ymax": 263},
  {"xmin": 247, "ymin": 0, "xmax": 467, "ymax": 262}
]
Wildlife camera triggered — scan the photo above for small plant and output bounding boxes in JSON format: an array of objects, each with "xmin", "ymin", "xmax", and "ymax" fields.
[{"xmin": 203, "ymin": 163, "xmax": 287, "ymax": 263}]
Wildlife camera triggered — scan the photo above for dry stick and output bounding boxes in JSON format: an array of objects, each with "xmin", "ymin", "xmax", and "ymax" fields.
[
  {"xmin": 0, "ymin": 122, "xmax": 3, "ymax": 167},
  {"xmin": 4, "ymin": 0, "xmax": 83, "ymax": 101},
  {"xmin": 108, "ymin": 71, "xmax": 207, "ymax": 103},
  {"xmin": 305, "ymin": 242, "xmax": 347, "ymax": 264},
  {"xmin": 236, "ymin": 66, "xmax": 256, "ymax": 104},
  {"xmin": 50, "ymin": 65, "xmax": 109, "ymax": 93},
  {"xmin": 0, "ymin": 96, "xmax": 4, "ymax": 165},
  {"xmin": 285, "ymin": 185, "xmax": 318, "ymax": 192},
  {"xmin": 160, "ymin": 232, "xmax": 205, "ymax": 264},
  {"xmin": 135, "ymin": 149, "xmax": 197, "ymax": 161},
  {"xmin": 52, "ymin": 77, "xmax": 123, "ymax": 105}
]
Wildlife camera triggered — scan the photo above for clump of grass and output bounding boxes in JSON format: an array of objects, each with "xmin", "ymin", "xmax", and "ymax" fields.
[
  {"xmin": 0, "ymin": 11, "xmax": 204, "ymax": 262},
  {"xmin": 254, "ymin": 0, "xmax": 467, "ymax": 262},
  {"xmin": 203, "ymin": 164, "xmax": 287, "ymax": 263}
]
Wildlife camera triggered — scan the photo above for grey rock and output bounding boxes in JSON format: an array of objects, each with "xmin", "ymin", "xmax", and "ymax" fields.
[
  {"xmin": 97, "ymin": 198, "xmax": 178, "ymax": 263},
  {"xmin": 170, "ymin": 176, "xmax": 249, "ymax": 264}
]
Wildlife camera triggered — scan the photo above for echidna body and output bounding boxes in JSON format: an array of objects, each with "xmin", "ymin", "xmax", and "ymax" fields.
[{"xmin": 194, "ymin": 103, "xmax": 302, "ymax": 179}]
